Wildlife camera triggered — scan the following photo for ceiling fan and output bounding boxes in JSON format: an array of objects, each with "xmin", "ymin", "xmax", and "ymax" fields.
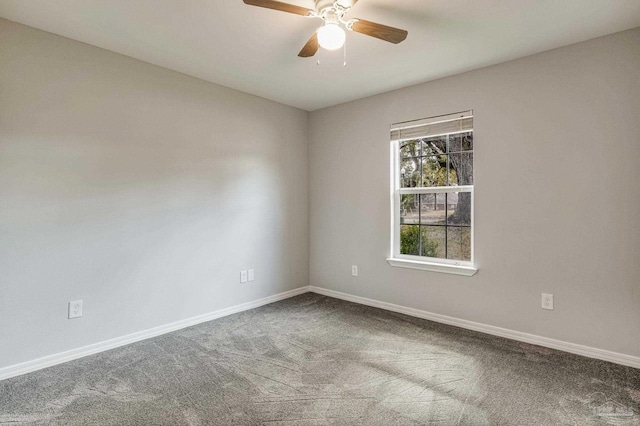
[{"xmin": 243, "ymin": 0, "xmax": 408, "ymax": 57}]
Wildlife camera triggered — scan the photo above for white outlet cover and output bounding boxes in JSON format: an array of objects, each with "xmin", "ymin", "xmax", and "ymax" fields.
[
  {"xmin": 541, "ymin": 293, "xmax": 554, "ymax": 310},
  {"xmin": 248, "ymin": 269, "xmax": 254, "ymax": 282},
  {"xmin": 68, "ymin": 300, "xmax": 83, "ymax": 319},
  {"xmin": 240, "ymin": 270, "xmax": 248, "ymax": 283},
  {"xmin": 351, "ymin": 265, "xmax": 358, "ymax": 276}
]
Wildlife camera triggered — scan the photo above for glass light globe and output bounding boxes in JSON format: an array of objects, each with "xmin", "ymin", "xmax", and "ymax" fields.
[{"xmin": 317, "ymin": 23, "xmax": 346, "ymax": 51}]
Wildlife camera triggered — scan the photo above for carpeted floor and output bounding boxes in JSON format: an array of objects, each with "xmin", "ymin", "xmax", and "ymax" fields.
[{"xmin": 1, "ymin": 293, "xmax": 639, "ymax": 425}]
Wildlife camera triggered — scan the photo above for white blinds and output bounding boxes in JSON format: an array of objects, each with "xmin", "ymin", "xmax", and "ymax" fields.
[{"xmin": 390, "ymin": 110, "xmax": 473, "ymax": 142}]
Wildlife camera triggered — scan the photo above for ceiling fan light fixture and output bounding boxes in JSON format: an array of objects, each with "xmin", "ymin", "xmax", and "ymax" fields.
[{"xmin": 317, "ymin": 23, "xmax": 346, "ymax": 50}]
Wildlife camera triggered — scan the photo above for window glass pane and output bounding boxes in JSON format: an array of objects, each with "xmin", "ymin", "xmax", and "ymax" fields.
[
  {"xmin": 419, "ymin": 194, "xmax": 446, "ymax": 225},
  {"xmin": 448, "ymin": 132, "xmax": 473, "ymax": 153},
  {"xmin": 447, "ymin": 159, "xmax": 459, "ymax": 186},
  {"xmin": 422, "ymin": 226, "xmax": 445, "ymax": 258},
  {"xmin": 400, "ymin": 225, "xmax": 421, "ymax": 256},
  {"xmin": 448, "ymin": 152, "xmax": 473, "ymax": 185},
  {"xmin": 421, "ymin": 136, "xmax": 447, "ymax": 156},
  {"xmin": 421, "ymin": 156, "xmax": 448, "ymax": 187},
  {"xmin": 400, "ymin": 157, "xmax": 421, "ymax": 188},
  {"xmin": 400, "ymin": 140, "xmax": 422, "ymax": 158},
  {"xmin": 400, "ymin": 194, "xmax": 419, "ymax": 225},
  {"xmin": 447, "ymin": 226, "xmax": 471, "ymax": 261},
  {"xmin": 447, "ymin": 192, "xmax": 471, "ymax": 226}
]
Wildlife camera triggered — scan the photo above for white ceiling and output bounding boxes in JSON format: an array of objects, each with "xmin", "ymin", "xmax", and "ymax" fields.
[{"xmin": 1, "ymin": 1, "xmax": 640, "ymax": 111}]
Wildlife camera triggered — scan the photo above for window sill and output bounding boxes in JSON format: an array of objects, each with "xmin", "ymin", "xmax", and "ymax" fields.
[{"xmin": 386, "ymin": 258, "xmax": 478, "ymax": 276}]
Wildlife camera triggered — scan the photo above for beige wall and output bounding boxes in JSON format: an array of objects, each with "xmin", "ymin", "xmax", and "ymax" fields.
[
  {"xmin": 0, "ymin": 19, "xmax": 309, "ymax": 368},
  {"xmin": 309, "ymin": 28, "xmax": 640, "ymax": 357}
]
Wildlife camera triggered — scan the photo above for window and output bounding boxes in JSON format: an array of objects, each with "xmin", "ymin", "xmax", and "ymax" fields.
[{"xmin": 387, "ymin": 111, "xmax": 477, "ymax": 276}]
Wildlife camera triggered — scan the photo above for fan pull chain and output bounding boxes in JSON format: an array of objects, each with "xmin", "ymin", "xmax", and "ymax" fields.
[{"xmin": 343, "ymin": 39, "xmax": 347, "ymax": 67}]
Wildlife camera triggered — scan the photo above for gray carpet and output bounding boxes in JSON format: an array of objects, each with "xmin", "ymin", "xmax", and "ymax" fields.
[{"xmin": 1, "ymin": 293, "xmax": 639, "ymax": 425}]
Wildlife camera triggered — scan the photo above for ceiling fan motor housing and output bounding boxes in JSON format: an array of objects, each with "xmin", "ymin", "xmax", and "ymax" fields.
[{"xmin": 314, "ymin": 0, "xmax": 336, "ymax": 13}]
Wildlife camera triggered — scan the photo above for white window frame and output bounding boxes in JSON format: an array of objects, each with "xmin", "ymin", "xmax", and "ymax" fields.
[{"xmin": 387, "ymin": 111, "xmax": 477, "ymax": 276}]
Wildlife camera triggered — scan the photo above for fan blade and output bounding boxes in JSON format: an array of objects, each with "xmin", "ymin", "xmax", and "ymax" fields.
[
  {"xmin": 243, "ymin": 0, "xmax": 313, "ymax": 16},
  {"xmin": 350, "ymin": 19, "xmax": 408, "ymax": 44},
  {"xmin": 336, "ymin": 0, "xmax": 358, "ymax": 7},
  {"xmin": 298, "ymin": 33, "xmax": 319, "ymax": 57}
]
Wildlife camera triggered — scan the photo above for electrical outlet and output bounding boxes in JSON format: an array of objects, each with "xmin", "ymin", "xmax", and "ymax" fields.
[
  {"xmin": 240, "ymin": 270, "xmax": 248, "ymax": 283},
  {"xmin": 541, "ymin": 293, "xmax": 554, "ymax": 310},
  {"xmin": 248, "ymin": 269, "xmax": 254, "ymax": 282},
  {"xmin": 68, "ymin": 300, "xmax": 83, "ymax": 319},
  {"xmin": 351, "ymin": 265, "xmax": 358, "ymax": 276}
]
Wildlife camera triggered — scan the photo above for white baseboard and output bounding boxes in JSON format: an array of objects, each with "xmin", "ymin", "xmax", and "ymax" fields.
[
  {"xmin": 3, "ymin": 285, "xmax": 638, "ymax": 382},
  {"xmin": 0, "ymin": 286, "xmax": 311, "ymax": 381},
  {"xmin": 308, "ymin": 286, "xmax": 640, "ymax": 370}
]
